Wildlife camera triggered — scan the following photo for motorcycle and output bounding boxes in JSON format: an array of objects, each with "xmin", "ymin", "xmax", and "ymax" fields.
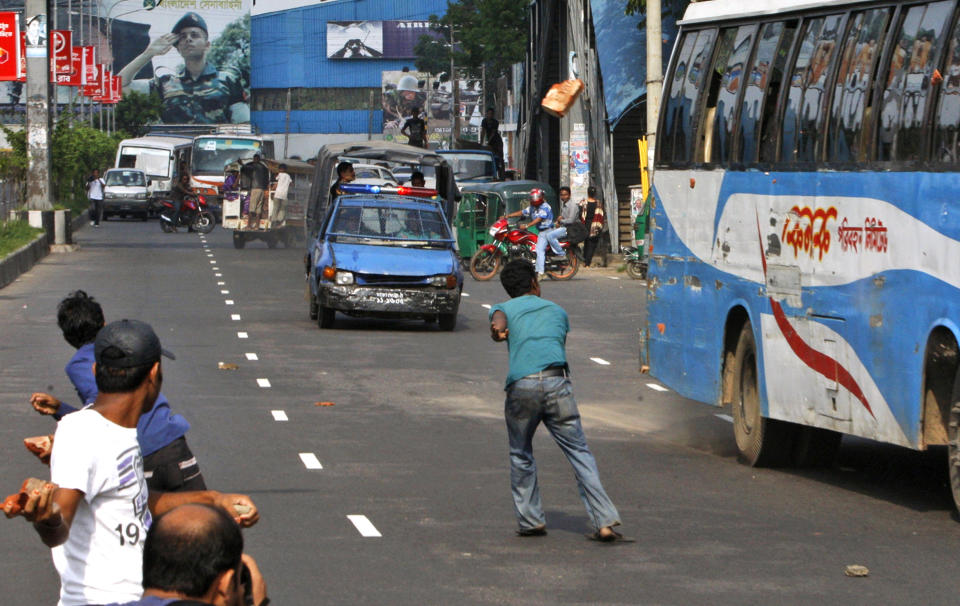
[
  {"xmin": 158, "ymin": 194, "xmax": 216, "ymax": 234},
  {"xmin": 469, "ymin": 218, "xmax": 579, "ymax": 281},
  {"xmin": 621, "ymin": 245, "xmax": 647, "ymax": 280}
]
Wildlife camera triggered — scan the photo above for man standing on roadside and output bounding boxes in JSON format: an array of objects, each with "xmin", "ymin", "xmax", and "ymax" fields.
[
  {"xmin": 5, "ymin": 320, "xmax": 258, "ymax": 606},
  {"xmin": 87, "ymin": 168, "xmax": 106, "ymax": 227},
  {"xmin": 489, "ymin": 260, "xmax": 624, "ymax": 541},
  {"xmin": 243, "ymin": 154, "xmax": 270, "ymax": 230}
]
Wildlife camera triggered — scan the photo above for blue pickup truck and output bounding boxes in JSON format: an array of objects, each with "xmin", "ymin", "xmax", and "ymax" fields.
[{"xmin": 307, "ymin": 185, "xmax": 463, "ymax": 330}]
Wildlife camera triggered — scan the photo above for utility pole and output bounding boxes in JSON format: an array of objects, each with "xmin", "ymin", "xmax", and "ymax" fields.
[
  {"xmin": 25, "ymin": 0, "xmax": 53, "ymax": 210},
  {"xmin": 449, "ymin": 26, "xmax": 458, "ymax": 149},
  {"xmin": 645, "ymin": 0, "xmax": 662, "ymax": 172}
]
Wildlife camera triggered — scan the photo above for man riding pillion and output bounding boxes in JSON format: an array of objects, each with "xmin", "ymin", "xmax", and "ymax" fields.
[{"xmin": 501, "ymin": 188, "xmax": 564, "ymax": 279}]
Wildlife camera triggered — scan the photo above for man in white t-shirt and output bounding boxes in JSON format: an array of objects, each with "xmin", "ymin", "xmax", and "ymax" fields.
[
  {"xmin": 4, "ymin": 320, "xmax": 259, "ymax": 606},
  {"xmin": 87, "ymin": 168, "xmax": 106, "ymax": 227},
  {"xmin": 270, "ymin": 163, "xmax": 292, "ymax": 225}
]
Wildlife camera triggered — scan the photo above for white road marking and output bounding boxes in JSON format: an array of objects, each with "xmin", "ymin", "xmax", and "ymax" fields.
[
  {"xmin": 209, "ymin": 260, "xmax": 216, "ymax": 264},
  {"xmin": 607, "ymin": 276, "xmax": 620, "ymax": 280},
  {"xmin": 237, "ymin": 332, "xmax": 248, "ymax": 339},
  {"xmin": 646, "ymin": 383, "xmax": 669, "ymax": 392},
  {"xmin": 590, "ymin": 357, "xmax": 611, "ymax": 366},
  {"xmin": 212, "ymin": 267, "xmax": 219, "ymax": 271},
  {"xmin": 271, "ymin": 410, "xmax": 288, "ymax": 422},
  {"xmin": 217, "ymin": 281, "xmax": 225, "ymax": 286},
  {"xmin": 221, "ymin": 290, "xmax": 230, "ymax": 294},
  {"xmin": 225, "ymin": 300, "xmax": 234, "ymax": 305},
  {"xmin": 347, "ymin": 515, "xmax": 382, "ymax": 537},
  {"xmin": 215, "ymin": 273, "xmax": 222, "ymax": 277},
  {"xmin": 462, "ymin": 292, "xmax": 470, "ymax": 297},
  {"xmin": 207, "ymin": 254, "xmax": 213, "ymax": 257},
  {"xmin": 481, "ymin": 304, "xmax": 491, "ymax": 309},
  {"xmin": 231, "ymin": 314, "xmax": 241, "ymax": 321},
  {"xmin": 257, "ymin": 378, "xmax": 271, "ymax": 388},
  {"xmin": 715, "ymin": 413, "xmax": 734, "ymax": 423},
  {"xmin": 245, "ymin": 353, "xmax": 258, "ymax": 360},
  {"xmin": 299, "ymin": 452, "xmax": 323, "ymax": 470}
]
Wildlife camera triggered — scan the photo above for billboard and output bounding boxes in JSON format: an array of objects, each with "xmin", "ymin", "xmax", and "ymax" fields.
[
  {"xmin": 381, "ymin": 70, "xmax": 482, "ymax": 147},
  {"xmin": 328, "ymin": 21, "xmax": 439, "ymax": 60},
  {"xmin": 0, "ymin": 0, "xmax": 250, "ymax": 125}
]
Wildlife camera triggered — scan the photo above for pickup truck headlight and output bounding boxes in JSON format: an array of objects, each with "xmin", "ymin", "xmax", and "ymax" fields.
[
  {"xmin": 135, "ymin": 192, "xmax": 148, "ymax": 200},
  {"xmin": 335, "ymin": 270, "xmax": 354, "ymax": 285},
  {"xmin": 429, "ymin": 274, "xmax": 457, "ymax": 289}
]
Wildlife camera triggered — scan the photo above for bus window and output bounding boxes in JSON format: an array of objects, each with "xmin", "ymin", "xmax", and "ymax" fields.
[
  {"xmin": 781, "ymin": 14, "xmax": 845, "ymax": 164},
  {"xmin": 758, "ymin": 22, "xmax": 798, "ymax": 162},
  {"xmin": 659, "ymin": 29, "xmax": 717, "ymax": 165},
  {"xmin": 827, "ymin": 9, "xmax": 891, "ymax": 163},
  {"xmin": 738, "ymin": 23, "xmax": 785, "ymax": 164},
  {"xmin": 933, "ymin": 20, "xmax": 960, "ymax": 163},
  {"xmin": 877, "ymin": 1, "xmax": 954, "ymax": 163},
  {"xmin": 709, "ymin": 25, "xmax": 757, "ymax": 164}
]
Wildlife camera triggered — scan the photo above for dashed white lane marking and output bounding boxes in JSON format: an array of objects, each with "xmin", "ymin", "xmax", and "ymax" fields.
[
  {"xmin": 462, "ymin": 292, "xmax": 470, "ymax": 297},
  {"xmin": 257, "ymin": 378, "xmax": 271, "ymax": 388},
  {"xmin": 212, "ymin": 267, "xmax": 220, "ymax": 271},
  {"xmin": 271, "ymin": 410, "xmax": 288, "ymax": 421},
  {"xmin": 347, "ymin": 515, "xmax": 382, "ymax": 537},
  {"xmin": 225, "ymin": 300, "xmax": 234, "ymax": 305},
  {"xmin": 215, "ymin": 273, "xmax": 222, "ymax": 277},
  {"xmin": 715, "ymin": 413, "xmax": 734, "ymax": 423},
  {"xmin": 209, "ymin": 260, "xmax": 216, "ymax": 264},
  {"xmin": 607, "ymin": 276, "xmax": 620, "ymax": 280},
  {"xmin": 646, "ymin": 383, "xmax": 669, "ymax": 392},
  {"xmin": 217, "ymin": 281, "xmax": 225, "ymax": 285},
  {"xmin": 231, "ymin": 314, "xmax": 241, "ymax": 321},
  {"xmin": 221, "ymin": 290, "xmax": 230, "ymax": 294},
  {"xmin": 237, "ymin": 332, "xmax": 248, "ymax": 339},
  {"xmin": 590, "ymin": 357, "xmax": 611, "ymax": 366},
  {"xmin": 245, "ymin": 353, "xmax": 258, "ymax": 360},
  {"xmin": 481, "ymin": 304, "xmax": 491, "ymax": 309},
  {"xmin": 207, "ymin": 254, "xmax": 213, "ymax": 257},
  {"xmin": 299, "ymin": 452, "xmax": 323, "ymax": 470}
]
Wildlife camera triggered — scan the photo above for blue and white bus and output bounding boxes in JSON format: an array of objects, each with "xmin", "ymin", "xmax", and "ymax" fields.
[{"xmin": 644, "ymin": 0, "xmax": 960, "ymax": 507}]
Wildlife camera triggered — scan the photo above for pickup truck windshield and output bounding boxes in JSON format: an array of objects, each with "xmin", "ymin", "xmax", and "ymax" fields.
[
  {"xmin": 441, "ymin": 153, "xmax": 495, "ymax": 180},
  {"xmin": 329, "ymin": 205, "xmax": 450, "ymax": 242},
  {"xmin": 105, "ymin": 171, "xmax": 146, "ymax": 186}
]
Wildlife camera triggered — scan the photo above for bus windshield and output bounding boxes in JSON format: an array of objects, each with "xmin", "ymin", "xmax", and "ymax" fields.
[
  {"xmin": 192, "ymin": 138, "xmax": 263, "ymax": 175},
  {"xmin": 118, "ymin": 146, "xmax": 170, "ymax": 178}
]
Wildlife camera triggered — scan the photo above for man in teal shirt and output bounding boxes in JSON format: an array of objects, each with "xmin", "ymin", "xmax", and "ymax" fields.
[{"xmin": 489, "ymin": 260, "xmax": 623, "ymax": 540}]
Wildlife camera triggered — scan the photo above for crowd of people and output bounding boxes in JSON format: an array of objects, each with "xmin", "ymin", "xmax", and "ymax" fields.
[{"xmin": 4, "ymin": 291, "xmax": 268, "ymax": 606}]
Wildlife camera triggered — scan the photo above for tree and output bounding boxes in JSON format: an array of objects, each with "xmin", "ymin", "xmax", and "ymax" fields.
[
  {"xmin": 415, "ymin": 0, "xmax": 527, "ymax": 104},
  {"xmin": 625, "ymin": 0, "xmax": 692, "ymax": 29},
  {"xmin": 209, "ymin": 14, "xmax": 250, "ymax": 93},
  {"xmin": 115, "ymin": 90, "xmax": 163, "ymax": 137}
]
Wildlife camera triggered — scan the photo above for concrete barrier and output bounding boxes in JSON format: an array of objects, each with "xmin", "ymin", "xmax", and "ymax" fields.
[{"xmin": 0, "ymin": 231, "xmax": 49, "ymax": 290}]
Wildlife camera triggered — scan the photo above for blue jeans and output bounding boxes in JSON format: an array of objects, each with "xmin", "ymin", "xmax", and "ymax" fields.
[
  {"xmin": 535, "ymin": 227, "xmax": 564, "ymax": 273},
  {"xmin": 504, "ymin": 375, "xmax": 620, "ymax": 531}
]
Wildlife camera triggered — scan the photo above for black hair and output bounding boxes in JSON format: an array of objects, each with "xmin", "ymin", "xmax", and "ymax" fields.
[
  {"xmin": 411, "ymin": 171, "xmax": 425, "ymax": 182},
  {"xmin": 587, "ymin": 186, "xmax": 597, "ymax": 197},
  {"xmin": 559, "ymin": 186, "xmax": 571, "ymax": 195},
  {"xmin": 95, "ymin": 361, "xmax": 154, "ymax": 394},
  {"xmin": 336, "ymin": 161, "xmax": 353, "ymax": 176},
  {"xmin": 57, "ymin": 290, "xmax": 104, "ymax": 349},
  {"xmin": 500, "ymin": 259, "xmax": 537, "ymax": 298},
  {"xmin": 279, "ymin": 163, "xmax": 287, "ymax": 171},
  {"xmin": 142, "ymin": 504, "xmax": 243, "ymax": 598}
]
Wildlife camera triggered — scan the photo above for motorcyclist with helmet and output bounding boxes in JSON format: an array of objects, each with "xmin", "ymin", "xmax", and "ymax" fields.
[{"xmin": 501, "ymin": 188, "xmax": 563, "ymax": 278}]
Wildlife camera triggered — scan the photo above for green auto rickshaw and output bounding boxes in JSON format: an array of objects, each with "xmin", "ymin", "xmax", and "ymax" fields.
[{"xmin": 454, "ymin": 180, "xmax": 558, "ymax": 262}]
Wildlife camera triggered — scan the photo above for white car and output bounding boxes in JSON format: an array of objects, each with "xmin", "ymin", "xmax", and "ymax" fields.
[
  {"xmin": 351, "ymin": 163, "xmax": 398, "ymax": 186},
  {"xmin": 102, "ymin": 168, "xmax": 151, "ymax": 221}
]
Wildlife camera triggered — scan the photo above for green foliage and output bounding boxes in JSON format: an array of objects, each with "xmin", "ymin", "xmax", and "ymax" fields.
[
  {"xmin": 115, "ymin": 90, "xmax": 163, "ymax": 137},
  {"xmin": 414, "ymin": 0, "xmax": 527, "ymax": 103},
  {"xmin": 209, "ymin": 14, "xmax": 251, "ymax": 92},
  {"xmin": 0, "ymin": 220, "xmax": 42, "ymax": 258},
  {"xmin": 50, "ymin": 117, "xmax": 122, "ymax": 213}
]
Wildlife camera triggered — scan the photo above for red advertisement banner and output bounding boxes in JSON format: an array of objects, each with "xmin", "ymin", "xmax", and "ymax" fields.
[
  {"xmin": 82, "ymin": 63, "xmax": 101, "ymax": 97},
  {"xmin": 49, "ymin": 30, "xmax": 71, "ymax": 82},
  {"xmin": 0, "ymin": 13, "xmax": 18, "ymax": 82},
  {"xmin": 82, "ymin": 46, "xmax": 96, "ymax": 85},
  {"xmin": 58, "ymin": 46, "xmax": 83, "ymax": 86},
  {"xmin": 17, "ymin": 32, "xmax": 24, "ymax": 82}
]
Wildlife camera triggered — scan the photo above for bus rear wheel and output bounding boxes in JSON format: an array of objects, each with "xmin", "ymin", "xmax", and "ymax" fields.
[
  {"xmin": 731, "ymin": 322, "xmax": 795, "ymax": 467},
  {"xmin": 947, "ymin": 367, "xmax": 960, "ymax": 511}
]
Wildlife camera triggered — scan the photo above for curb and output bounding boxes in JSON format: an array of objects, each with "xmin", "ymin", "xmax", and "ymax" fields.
[{"xmin": 0, "ymin": 232, "xmax": 49, "ymax": 290}]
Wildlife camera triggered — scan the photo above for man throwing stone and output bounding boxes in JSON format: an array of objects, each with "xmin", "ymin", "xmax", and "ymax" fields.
[{"xmin": 489, "ymin": 260, "xmax": 624, "ymax": 541}]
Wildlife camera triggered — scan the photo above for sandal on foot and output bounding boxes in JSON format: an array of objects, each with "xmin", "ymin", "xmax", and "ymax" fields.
[
  {"xmin": 586, "ymin": 529, "xmax": 633, "ymax": 543},
  {"xmin": 516, "ymin": 525, "xmax": 547, "ymax": 537}
]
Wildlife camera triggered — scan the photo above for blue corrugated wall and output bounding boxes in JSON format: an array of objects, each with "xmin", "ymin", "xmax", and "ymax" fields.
[{"xmin": 252, "ymin": 0, "xmax": 448, "ymax": 133}]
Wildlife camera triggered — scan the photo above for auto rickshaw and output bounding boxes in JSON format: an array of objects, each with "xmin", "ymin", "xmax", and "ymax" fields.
[
  {"xmin": 454, "ymin": 180, "xmax": 558, "ymax": 262},
  {"xmin": 223, "ymin": 158, "xmax": 313, "ymax": 249}
]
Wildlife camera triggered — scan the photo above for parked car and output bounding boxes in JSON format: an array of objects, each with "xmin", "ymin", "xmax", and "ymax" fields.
[
  {"xmin": 350, "ymin": 163, "xmax": 399, "ymax": 186},
  {"xmin": 102, "ymin": 168, "xmax": 151, "ymax": 221},
  {"xmin": 306, "ymin": 185, "xmax": 462, "ymax": 330}
]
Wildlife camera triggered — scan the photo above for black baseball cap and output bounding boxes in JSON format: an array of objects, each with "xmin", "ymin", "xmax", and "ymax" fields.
[
  {"xmin": 95, "ymin": 320, "xmax": 174, "ymax": 369},
  {"xmin": 172, "ymin": 12, "xmax": 207, "ymax": 35}
]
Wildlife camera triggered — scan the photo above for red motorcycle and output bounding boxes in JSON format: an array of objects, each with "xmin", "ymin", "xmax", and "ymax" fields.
[
  {"xmin": 158, "ymin": 194, "xmax": 216, "ymax": 234},
  {"xmin": 469, "ymin": 217, "xmax": 579, "ymax": 281}
]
